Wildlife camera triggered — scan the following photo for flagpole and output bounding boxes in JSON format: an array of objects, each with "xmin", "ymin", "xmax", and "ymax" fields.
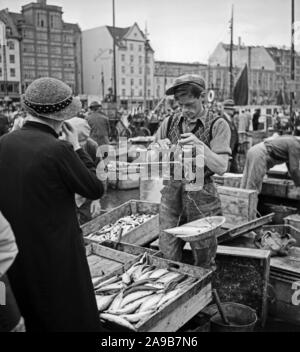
[
  {"xmin": 112, "ymin": 0, "xmax": 117, "ymax": 104},
  {"xmin": 290, "ymin": 0, "xmax": 295, "ymax": 130},
  {"xmin": 229, "ymin": 5, "xmax": 234, "ymax": 99}
]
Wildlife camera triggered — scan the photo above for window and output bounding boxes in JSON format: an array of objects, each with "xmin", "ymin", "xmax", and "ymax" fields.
[
  {"xmin": 24, "ymin": 70, "xmax": 35, "ymax": 79},
  {"xmin": 63, "ymin": 60, "xmax": 74, "ymax": 68},
  {"xmin": 139, "ymin": 45, "xmax": 142, "ymax": 52},
  {"xmin": 0, "ymin": 68, "xmax": 2, "ymax": 76},
  {"xmin": 130, "ymin": 78, "xmax": 134, "ymax": 86},
  {"xmin": 63, "ymin": 34, "xmax": 73, "ymax": 43},
  {"xmin": 51, "ymin": 71, "xmax": 62, "ymax": 79},
  {"xmin": 36, "ymin": 32, "xmax": 47, "ymax": 41},
  {"xmin": 131, "ymin": 89, "xmax": 134, "ymax": 96},
  {"xmin": 23, "ymin": 57, "xmax": 35, "ymax": 66},
  {"xmin": 64, "ymin": 72, "xmax": 75, "ymax": 80},
  {"xmin": 130, "ymin": 66, "xmax": 134, "ymax": 74},
  {"xmin": 37, "ymin": 58, "xmax": 48, "ymax": 66},
  {"xmin": 63, "ymin": 47, "xmax": 74, "ymax": 56},
  {"xmin": 146, "ymin": 67, "xmax": 150, "ymax": 74},
  {"xmin": 37, "ymin": 12, "xmax": 47, "ymax": 28},
  {"xmin": 139, "ymin": 89, "xmax": 142, "ymax": 97},
  {"xmin": 23, "ymin": 29, "xmax": 34, "ymax": 39},
  {"xmin": 8, "ymin": 41, "xmax": 15, "ymax": 50},
  {"xmin": 51, "ymin": 34, "xmax": 61, "ymax": 42},
  {"xmin": 121, "ymin": 66, "xmax": 125, "ymax": 74},
  {"xmin": 122, "ymin": 89, "xmax": 126, "ymax": 96},
  {"xmin": 37, "ymin": 70, "xmax": 49, "ymax": 78},
  {"xmin": 9, "ymin": 55, "xmax": 15, "ymax": 64},
  {"xmin": 0, "ymin": 55, "xmax": 2, "ymax": 63},
  {"xmin": 147, "ymin": 79, "xmax": 151, "ymax": 86},
  {"xmin": 130, "ymin": 43, "xmax": 133, "ymax": 51},
  {"xmin": 24, "ymin": 44, "xmax": 35, "ymax": 53},
  {"xmin": 147, "ymin": 89, "xmax": 151, "ymax": 97},
  {"xmin": 121, "ymin": 54, "xmax": 125, "ymax": 62},
  {"xmin": 139, "ymin": 67, "xmax": 142, "ymax": 74},
  {"xmin": 10, "ymin": 68, "xmax": 16, "ymax": 77},
  {"xmin": 130, "ymin": 55, "xmax": 134, "ymax": 63},
  {"xmin": 122, "ymin": 78, "xmax": 126, "ymax": 85},
  {"xmin": 51, "ymin": 46, "xmax": 62, "ymax": 55},
  {"xmin": 139, "ymin": 78, "xmax": 142, "ymax": 86},
  {"xmin": 37, "ymin": 45, "xmax": 48, "ymax": 54},
  {"xmin": 139, "ymin": 56, "xmax": 142, "ymax": 64}
]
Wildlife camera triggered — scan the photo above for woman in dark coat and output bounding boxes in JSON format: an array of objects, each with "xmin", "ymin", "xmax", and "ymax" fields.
[{"xmin": 0, "ymin": 78, "xmax": 104, "ymax": 332}]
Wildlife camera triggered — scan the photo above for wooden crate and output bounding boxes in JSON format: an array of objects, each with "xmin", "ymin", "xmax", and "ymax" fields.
[
  {"xmin": 217, "ymin": 186, "xmax": 258, "ymax": 226},
  {"xmin": 269, "ymin": 247, "xmax": 300, "ymax": 325},
  {"xmin": 96, "ymin": 254, "xmax": 212, "ymax": 332},
  {"xmin": 82, "ymin": 200, "xmax": 160, "ymax": 246},
  {"xmin": 284, "ymin": 214, "xmax": 300, "ymax": 232},
  {"xmin": 261, "ymin": 178, "xmax": 300, "ymax": 201},
  {"xmin": 212, "ymin": 173, "xmax": 243, "ymax": 188}
]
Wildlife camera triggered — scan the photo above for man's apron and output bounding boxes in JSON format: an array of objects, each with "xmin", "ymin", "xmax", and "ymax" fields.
[{"xmin": 159, "ymin": 111, "xmax": 222, "ymax": 268}]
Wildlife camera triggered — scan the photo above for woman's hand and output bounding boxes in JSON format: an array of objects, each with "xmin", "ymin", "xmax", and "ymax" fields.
[
  {"xmin": 62, "ymin": 121, "xmax": 81, "ymax": 151},
  {"xmin": 90, "ymin": 200, "xmax": 101, "ymax": 218}
]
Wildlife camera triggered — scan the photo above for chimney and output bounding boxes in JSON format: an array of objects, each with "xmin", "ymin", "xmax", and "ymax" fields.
[
  {"xmin": 238, "ymin": 37, "xmax": 242, "ymax": 49},
  {"xmin": 37, "ymin": 0, "xmax": 47, "ymax": 6}
]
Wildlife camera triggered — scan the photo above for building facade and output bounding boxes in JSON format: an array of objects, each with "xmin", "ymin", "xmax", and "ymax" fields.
[
  {"xmin": 0, "ymin": 0, "xmax": 83, "ymax": 98},
  {"xmin": 153, "ymin": 61, "xmax": 206, "ymax": 101},
  {"xmin": 0, "ymin": 16, "xmax": 22, "ymax": 101},
  {"xmin": 82, "ymin": 23, "xmax": 155, "ymax": 109}
]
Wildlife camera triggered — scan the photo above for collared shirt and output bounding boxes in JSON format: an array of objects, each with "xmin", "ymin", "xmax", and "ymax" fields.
[{"xmin": 154, "ymin": 110, "xmax": 232, "ymax": 155}]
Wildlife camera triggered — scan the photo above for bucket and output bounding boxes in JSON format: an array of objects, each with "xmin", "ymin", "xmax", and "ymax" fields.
[{"xmin": 210, "ymin": 302, "xmax": 257, "ymax": 332}]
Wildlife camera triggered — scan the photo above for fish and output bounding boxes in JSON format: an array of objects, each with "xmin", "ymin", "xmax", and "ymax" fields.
[
  {"xmin": 121, "ymin": 272, "xmax": 131, "ymax": 285},
  {"xmin": 99, "ymin": 313, "xmax": 137, "ymax": 331},
  {"xmin": 106, "ymin": 297, "xmax": 147, "ymax": 315},
  {"xmin": 132, "ymin": 265, "xmax": 146, "ymax": 282},
  {"xmin": 138, "ymin": 269, "xmax": 157, "ymax": 281},
  {"xmin": 96, "ymin": 293, "xmax": 118, "ymax": 312},
  {"xmin": 120, "ymin": 291, "xmax": 154, "ymax": 308},
  {"xmin": 95, "ymin": 282, "xmax": 124, "ymax": 293},
  {"xmin": 156, "ymin": 289, "xmax": 182, "ymax": 309},
  {"xmin": 125, "ymin": 278, "xmax": 156, "ymax": 290},
  {"xmin": 126, "ymin": 263, "xmax": 143, "ymax": 277},
  {"xmin": 157, "ymin": 272, "xmax": 181, "ymax": 284},
  {"xmin": 122, "ymin": 310, "xmax": 154, "ymax": 324},
  {"xmin": 163, "ymin": 274, "xmax": 188, "ymax": 292},
  {"xmin": 108, "ymin": 291, "xmax": 123, "ymax": 312},
  {"xmin": 138, "ymin": 293, "xmax": 164, "ymax": 312},
  {"xmin": 149, "ymin": 268, "xmax": 170, "ymax": 279},
  {"xmin": 94, "ymin": 275, "xmax": 120, "ymax": 290},
  {"xmin": 144, "ymin": 282, "xmax": 165, "ymax": 290},
  {"xmin": 123, "ymin": 285, "xmax": 160, "ymax": 298}
]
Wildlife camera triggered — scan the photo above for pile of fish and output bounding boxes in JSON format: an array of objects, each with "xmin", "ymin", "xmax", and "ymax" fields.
[
  {"xmin": 85, "ymin": 214, "xmax": 155, "ymax": 243},
  {"xmin": 92, "ymin": 253, "xmax": 198, "ymax": 331}
]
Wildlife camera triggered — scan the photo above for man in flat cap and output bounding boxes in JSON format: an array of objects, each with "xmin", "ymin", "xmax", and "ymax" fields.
[
  {"xmin": 153, "ymin": 74, "xmax": 232, "ymax": 268},
  {"xmin": 86, "ymin": 101, "xmax": 111, "ymax": 147}
]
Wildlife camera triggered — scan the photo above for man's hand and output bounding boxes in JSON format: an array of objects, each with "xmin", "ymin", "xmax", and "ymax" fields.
[
  {"xmin": 90, "ymin": 200, "xmax": 101, "ymax": 218},
  {"xmin": 179, "ymin": 133, "xmax": 205, "ymax": 147},
  {"xmin": 61, "ymin": 121, "xmax": 81, "ymax": 151}
]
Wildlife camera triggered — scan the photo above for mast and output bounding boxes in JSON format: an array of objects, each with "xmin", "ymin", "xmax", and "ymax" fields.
[
  {"xmin": 229, "ymin": 5, "xmax": 234, "ymax": 99},
  {"xmin": 290, "ymin": 0, "xmax": 295, "ymax": 126},
  {"xmin": 112, "ymin": 0, "xmax": 117, "ymax": 104}
]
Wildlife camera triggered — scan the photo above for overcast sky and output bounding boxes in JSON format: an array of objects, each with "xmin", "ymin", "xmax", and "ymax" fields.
[{"xmin": 2, "ymin": 0, "xmax": 298, "ymax": 62}]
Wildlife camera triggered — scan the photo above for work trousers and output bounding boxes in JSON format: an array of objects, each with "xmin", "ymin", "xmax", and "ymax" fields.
[{"xmin": 159, "ymin": 181, "xmax": 222, "ymax": 269}]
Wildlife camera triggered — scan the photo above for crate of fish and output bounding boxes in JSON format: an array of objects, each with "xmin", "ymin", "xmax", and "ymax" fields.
[
  {"xmin": 87, "ymin": 241, "xmax": 159, "ymax": 279},
  {"xmin": 82, "ymin": 200, "xmax": 160, "ymax": 246},
  {"xmin": 93, "ymin": 252, "xmax": 212, "ymax": 332}
]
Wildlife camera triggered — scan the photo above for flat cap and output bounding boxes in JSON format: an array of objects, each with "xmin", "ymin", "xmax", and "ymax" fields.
[
  {"xmin": 223, "ymin": 99, "xmax": 235, "ymax": 110},
  {"xmin": 165, "ymin": 74, "xmax": 206, "ymax": 96}
]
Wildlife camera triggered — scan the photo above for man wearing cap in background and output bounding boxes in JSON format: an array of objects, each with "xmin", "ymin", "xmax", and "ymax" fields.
[
  {"xmin": 221, "ymin": 99, "xmax": 239, "ymax": 172},
  {"xmin": 86, "ymin": 101, "xmax": 111, "ymax": 147},
  {"xmin": 153, "ymin": 74, "xmax": 231, "ymax": 268},
  {"xmin": 0, "ymin": 77, "xmax": 104, "ymax": 331}
]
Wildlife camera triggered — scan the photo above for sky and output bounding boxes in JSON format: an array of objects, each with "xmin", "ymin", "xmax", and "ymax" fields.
[{"xmin": 1, "ymin": 0, "xmax": 298, "ymax": 63}]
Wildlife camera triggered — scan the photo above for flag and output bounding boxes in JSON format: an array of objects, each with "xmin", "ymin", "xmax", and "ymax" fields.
[{"xmin": 233, "ymin": 64, "xmax": 248, "ymax": 105}]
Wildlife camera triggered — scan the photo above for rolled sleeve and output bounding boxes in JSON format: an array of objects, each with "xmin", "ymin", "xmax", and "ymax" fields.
[
  {"xmin": 153, "ymin": 118, "xmax": 169, "ymax": 142},
  {"xmin": 210, "ymin": 118, "xmax": 232, "ymax": 155}
]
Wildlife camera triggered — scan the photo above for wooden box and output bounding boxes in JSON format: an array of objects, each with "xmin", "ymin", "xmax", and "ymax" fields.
[
  {"xmin": 269, "ymin": 247, "xmax": 300, "ymax": 325},
  {"xmin": 216, "ymin": 186, "xmax": 258, "ymax": 226},
  {"xmin": 212, "ymin": 246, "xmax": 271, "ymax": 327},
  {"xmin": 284, "ymin": 214, "xmax": 300, "ymax": 232},
  {"xmin": 96, "ymin": 254, "xmax": 212, "ymax": 332},
  {"xmin": 86, "ymin": 241, "xmax": 158, "ymax": 278},
  {"xmin": 212, "ymin": 173, "xmax": 243, "ymax": 188},
  {"xmin": 82, "ymin": 200, "xmax": 160, "ymax": 246}
]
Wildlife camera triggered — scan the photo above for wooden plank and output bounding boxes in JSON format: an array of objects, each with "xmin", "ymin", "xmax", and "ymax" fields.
[
  {"xmin": 141, "ymin": 284, "xmax": 212, "ymax": 332},
  {"xmin": 217, "ymin": 245, "xmax": 270, "ymax": 259},
  {"xmin": 217, "ymin": 185, "xmax": 257, "ymax": 198},
  {"xmin": 270, "ymin": 247, "xmax": 300, "ymax": 275},
  {"xmin": 99, "ymin": 240, "xmax": 158, "ymax": 256},
  {"xmin": 217, "ymin": 213, "xmax": 274, "ymax": 243}
]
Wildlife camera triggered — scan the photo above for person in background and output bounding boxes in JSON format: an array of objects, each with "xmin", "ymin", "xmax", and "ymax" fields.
[
  {"xmin": 241, "ymin": 135, "xmax": 300, "ymax": 193},
  {"xmin": 0, "ymin": 212, "xmax": 25, "ymax": 332},
  {"xmin": 11, "ymin": 110, "xmax": 27, "ymax": 132},
  {"xmin": 222, "ymin": 100, "xmax": 239, "ymax": 173},
  {"xmin": 86, "ymin": 101, "xmax": 111, "ymax": 146},
  {"xmin": 67, "ymin": 117, "xmax": 102, "ymax": 224},
  {"xmin": 0, "ymin": 108, "xmax": 9, "ymax": 137},
  {"xmin": 252, "ymin": 109, "xmax": 261, "ymax": 131},
  {"xmin": 0, "ymin": 77, "xmax": 104, "ymax": 332}
]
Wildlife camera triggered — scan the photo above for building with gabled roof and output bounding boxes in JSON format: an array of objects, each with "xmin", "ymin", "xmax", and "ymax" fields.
[{"xmin": 82, "ymin": 22, "xmax": 155, "ymax": 109}]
